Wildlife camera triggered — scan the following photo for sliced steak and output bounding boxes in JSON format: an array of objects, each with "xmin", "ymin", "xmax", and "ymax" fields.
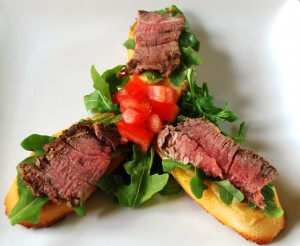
[
  {"xmin": 158, "ymin": 125, "xmax": 223, "ymax": 178},
  {"xmin": 157, "ymin": 117, "xmax": 278, "ymax": 208},
  {"xmin": 18, "ymin": 122, "xmax": 122, "ymax": 207},
  {"xmin": 176, "ymin": 118, "xmax": 239, "ymax": 175},
  {"xmin": 228, "ymin": 149, "xmax": 278, "ymax": 208},
  {"xmin": 122, "ymin": 10, "xmax": 185, "ymax": 77}
]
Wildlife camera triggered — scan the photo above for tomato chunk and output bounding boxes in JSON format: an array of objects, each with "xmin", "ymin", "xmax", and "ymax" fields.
[
  {"xmin": 111, "ymin": 88, "xmax": 128, "ymax": 104},
  {"xmin": 147, "ymin": 114, "xmax": 164, "ymax": 133},
  {"xmin": 122, "ymin": 108, "xmax": 147, "ymax": 125},
  {"xmin": 124, "ymin": 76, "xmax": 149, "ymax": 95},
  {"xmin": 147, "ymin": 85, "xmax": 178, "ymax": 104},
  {"xmin": 119, "ymin": 94, "xmax": 151, "ymax": 115},
  {"xmin": 116, "ymin": 120, "xmax": 154, "ymax": 152},
  {"xmin": 150, "ymin": 100, "xmax": 179, "ymax": 122}
]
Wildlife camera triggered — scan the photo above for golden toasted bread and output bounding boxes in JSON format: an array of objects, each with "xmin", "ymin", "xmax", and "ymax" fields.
[{"xmin": 171, "ymin": 167, "xmax": 285, "ymax": 244}]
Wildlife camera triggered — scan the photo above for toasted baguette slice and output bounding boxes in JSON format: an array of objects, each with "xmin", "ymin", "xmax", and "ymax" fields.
[
  {"xmin": 172, "ymin": 168, "xmax": 285, "ymax": 244},
  {"xmin": 5, "ymin": 114, "xmax": 127, "ymax": 228},
  {"xmin": 154, "ymin": 144, "xmax": 285, "ymax": 244},
  {"xmin": 129, "ymin": 19, "xmax": 285, "ymax": 243}
]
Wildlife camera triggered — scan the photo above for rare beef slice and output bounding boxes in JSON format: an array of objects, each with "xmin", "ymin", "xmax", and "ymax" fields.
[
  {"xmin": 18, "ymin": 122, "xmax": 121, "ymax": 207},
  {"xmin": 122, "ymin": 10, "xmax": 185, "ymax": 77},
  {"xmin": 157, "ymin": 117, "xmax": 278, "ymax": 208}
]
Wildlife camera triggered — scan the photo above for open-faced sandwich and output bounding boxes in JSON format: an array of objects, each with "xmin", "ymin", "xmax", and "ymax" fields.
[{"xmin": 5, "ymin": 5, "xmax": 285, "ymax": 245}]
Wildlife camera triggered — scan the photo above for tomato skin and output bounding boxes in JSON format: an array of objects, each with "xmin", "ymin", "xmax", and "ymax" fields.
[
  {"xmin": 150, "ymin": 100, "xmax": 179, "ymax": 122},
  {"xmin": 124, "ymin": 76, "xmax": 149, "ymax": 95},
  {"xmin": 116, "ymin": 120, "xmax": 154, "ymax": 152},
  {"xmin": 147, "ymin": 114, "xmax": 164, "ymax": 133},
  {"xmin": 122, "ymin": 108, "xmax": 148, "ymax": 125},
  {"xmin": 111, "ymin": 88, "xmax": 128, "ymax": 104},
  {"xmin": 147, "ymin": 85, "xmax": 178, "ymax": 104},
  {"xmin": 119, "ymin": 94, "xmax": 151, "ymax": 115}
]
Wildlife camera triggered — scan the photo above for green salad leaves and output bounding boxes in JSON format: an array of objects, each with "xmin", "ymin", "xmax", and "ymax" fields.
[
  {"xmin": 179, "ymin": 68, "xmax": 245, "ymax": 142},
  {"xmin": 123, "ymin": 38, "xmax": 135, "ymax": 50},
  {"xmin": 19, "ymin": 134, "xmax": 56, "ymax": 164},
  {"xmin": 8, "ymin": 175, "xmax": 50, "ymax": 225},
  {"xmin": 8, "ymin": 134, "xmax": 55, "ymax": 225},
  {"xmin": 84, "ymin": 65, "xmax": 128, "ymax": 114},
  {"xmin": 190, "ymin": 167, "xmax": 208, "ymax": 199},
  {"xmin": 166, "ymin": 6, "xmax": 203, "ymax": 87},
  {"xmin": 213, "ymin": 180, "xmax": 244, "ymax": 205},
  {"xmin": 98, "ymin": 145, "xmax": 169, "ymax": 207}
]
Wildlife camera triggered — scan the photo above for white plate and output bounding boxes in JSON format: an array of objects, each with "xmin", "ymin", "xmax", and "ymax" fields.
[{"xmin": 1, "ymin": 0, "xmax": 299, "ymax": 245}]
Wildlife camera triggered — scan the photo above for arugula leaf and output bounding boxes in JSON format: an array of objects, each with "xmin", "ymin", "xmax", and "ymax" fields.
[
  {"xmin": 96, "ymin": 174, "xmax": 115, "ymax": 195},
  {"xmin": 8, "ymin": 174, "xmax": 50, "ymax": 225},
  {"xmin": 159, "ymin": 176, "xmax": 182, "ymax": 196},
  {"xmin": 156, "ymin": 5, "xmax": 190, "ymax": 30},
  {"xmin": 190, "ymin": 167, "xmax": 208, "ymax": 199},
  {"xmin": 156, "ymin": 5, "xmax": 182, "ymax": 15},
  {"xmin": 179, "ymin": 30, "xmax": 200, "ymax": 51},
  {"xmin": 169, "ymin": 64, "xmax": 187, "ymax": 87},
  {"xmin": 169, "ymin": 41, "xmax": 202, "ymax": 87},
  {"xmin": 8, "ymin": 134, "xmax": 55, "ymax": 224},
  {"xmin": 19, "ymin": 155, "xmax": 37, "ymax": 165},
  {"xmin": 263, "ymin": 200, "xmax": 284, "ymax": 218},
  {"xmin": 247, "ymin": 201, "xmax": 257, "ymax": 209},
  {"xmin": 162, "ymin": 158, "xmax": 192, "ymax": 173},
  {"xmin": 91, "ymin": 65, "xmax": 111, "ymax": 99},
  {"xmin": 142, "ymin": 71, "xmax": 163, "ymax": 83},
  {"xmin": 84, "ymin": 65, "xmax": 120, "ymax": 114},
  {"xmin": 83, "ymin": 90, "xmax": 100, "ymax": 111},
  {"xmin": 90, "ymin": 113, "xmax": 122, "ymax": 125},
  {"xmin": 213, "ymin": 180, "xmax": 244, "ymax": 205},
  {"xmin": 179, "ymin": 68, "xmax": 245, "ymax": 141},
  {"xmin": 232, "ymin": 121, "xmax": 246, "ymax": 143},
  {"xmin": 261, "ymin": 183, "xmax": 275, "ymax": 201},
  {"xmin": 21, "ymin": 134, "xmax": 56, "ymax": 152},
  {"xmin": 261, "ymin": 183, "xmax": 284, "ymax": 218},
  {"xmin": 101, "ymin": 65, "xmax": 129, "ymax": 94},
  {"xmin": 74, "ymin": 201, "xmax": 86, "ymax": 217},
  {"xmin": 123, "ymin": 38, "xmax": 135, "ymax": 50},
  {"xmin": 245, "ymin": 184, "xmax": 284, "ymax": 217},
  {"xmin": 113, "ymin": 145, "xmax": 169, "ymax": 207},
  {"xmin": 180, "ymin": 47, "xmax": 203, "ymax": 67},
  {"xmin": 20, "ymin": 134, "xmax": 56, "ymax": 164}
]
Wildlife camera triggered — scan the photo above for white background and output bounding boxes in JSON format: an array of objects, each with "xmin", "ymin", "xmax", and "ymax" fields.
[{"xmin": 0, "ymin": 0, "xmax": 299, "ymax": 245}]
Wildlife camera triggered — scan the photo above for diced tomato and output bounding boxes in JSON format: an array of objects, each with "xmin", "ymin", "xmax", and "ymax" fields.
[
  {"xmin": 124, "ymin": 76, "xmax": 149, "ymax": 95},
  {"xmin": 111, "ymin": 88, "xmax": 129, "ymax": 104},
  {"xmin": 122, "ymin": 108, "xmax": 148, "ymax": 125},
  {"xmin": 119, "ymin": 94, "xmax": 151, "ymax": 115},
  {"xmin": 147, "ymin": 114, "xmax": 164, "ymax": 133},
  {"xmin": 150, "ymin": 100, "xmax": 179, "ymax": 122},
  {"xmin": 147, "ymin": 85, "xmax": 178, "ymax": 104},
  {"xmin": 116, "ymin": 120, "xmax": 154, "ymax": 152}
]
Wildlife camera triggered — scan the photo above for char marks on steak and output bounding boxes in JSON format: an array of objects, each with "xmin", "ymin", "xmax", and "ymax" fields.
[
  {"xmin": 18, "ymin": 122, "xmax": 122, "ymax": 207},
  {"xmin": 157, "ymin": 117, "xmax": 278, "ymax": 208},
  {"xmin": 122, "ymin": 11, "xmax": 185, "ymax": 77}
]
